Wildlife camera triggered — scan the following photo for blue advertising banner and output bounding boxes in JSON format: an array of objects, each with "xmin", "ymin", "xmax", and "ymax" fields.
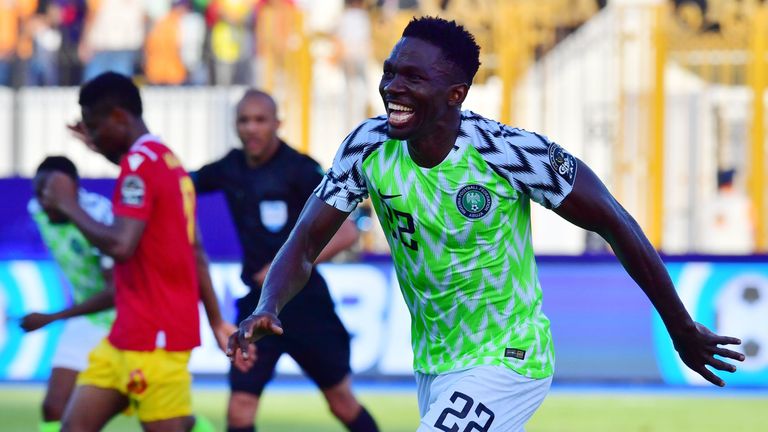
[
  {"xmin": 2, "ymin": 258, "xmax": 766, "ymax": 384},
  {"xmin": 1, "ymin": 179, "xmax": 766, "ymax": 385},
  {"xmin": 654, "ymin": 262, "xmax": 768, "ymax": 386}
]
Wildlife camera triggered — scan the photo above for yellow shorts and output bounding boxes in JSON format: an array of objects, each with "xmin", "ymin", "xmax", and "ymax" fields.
[{"xmin": 77, "ymin": 338, "xmax": 193, "ymax": 422}]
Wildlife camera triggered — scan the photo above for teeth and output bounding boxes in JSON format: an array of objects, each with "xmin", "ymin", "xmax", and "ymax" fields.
[{"xmin": 388, "ymin": 102, "xmax": 413, "ymax": 112}]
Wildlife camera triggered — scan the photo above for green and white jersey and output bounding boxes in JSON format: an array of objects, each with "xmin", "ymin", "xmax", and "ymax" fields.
[
  {"xmin": 28, "ymin": 189, "xmax": 115, "ymax": 328},
  {"xmin": 315, "ymin": 111, "xmax": 578, "ymax": 378}
]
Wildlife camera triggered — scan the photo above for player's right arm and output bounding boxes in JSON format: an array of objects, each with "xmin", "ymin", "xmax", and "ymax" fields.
[
  {"xmin": 228, "ymin": 196, "xmax": 351, "ymax": 360},
  {"xmin": 41, "ymin": 170, "xmax": 146, "ymax": 262}
]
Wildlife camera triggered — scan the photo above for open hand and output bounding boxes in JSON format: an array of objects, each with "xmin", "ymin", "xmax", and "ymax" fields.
[
  {"xmin": 226, "ymin": 311, "xmax": 283, "ymax": 364},
  {"xmin": 672, "ymin": 322, "xmax": 744, "ymax": 387},
  {"xmin": 67, "ymin": 121, "xmax": 97, "ymax": 152}
]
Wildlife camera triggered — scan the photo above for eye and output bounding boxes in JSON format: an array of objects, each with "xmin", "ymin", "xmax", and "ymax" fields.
[{"xmin": 382, "ymin": 70, "xmax": 394, "ymax": 79}]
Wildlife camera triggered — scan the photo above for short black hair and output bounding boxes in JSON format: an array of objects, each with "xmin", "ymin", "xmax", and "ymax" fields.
[
  {"xmin": 79, "ymin": 72, "xmax": 143, "ymax": 117},
  {"xmin": 401, "ymin": 16, "xmax": 481, "ymax": 84},
  {"xmin": 36, "ymin": 156, "xmax": 79, "ymax": 181}
]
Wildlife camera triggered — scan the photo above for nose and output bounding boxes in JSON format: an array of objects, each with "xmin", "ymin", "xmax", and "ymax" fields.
[{"xmin": 382, "ymin": 74, "xmax": 405, "ymax": 96}]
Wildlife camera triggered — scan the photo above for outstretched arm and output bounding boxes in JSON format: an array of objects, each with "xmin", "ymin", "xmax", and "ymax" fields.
[
  {"xmin": 228, "ymin": 195, "xmax": 350, "ymax": 360},
  {"xmin": 554, "ymin": 159, "xmax": 744, "ymax": 386},
  {"xmin": 194, "ymin": 226, "xmax": 236, "ymax": 353},
  {"xmin": 21, "ymin": 268, "xmax": 114, "ymax": 332}
]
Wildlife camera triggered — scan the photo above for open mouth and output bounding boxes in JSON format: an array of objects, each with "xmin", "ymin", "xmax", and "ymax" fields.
[{"xmin": 387, "ymin": 102, "xmax": 415, "ymax": 127}]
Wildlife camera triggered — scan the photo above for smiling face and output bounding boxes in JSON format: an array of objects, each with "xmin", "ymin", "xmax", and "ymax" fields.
[
  {"xmin": 235, "ymin": 93, "xmax": 281, "ymax": 166},
  {"xmin": 379, "ymin": 37, "xmax": 468, "ymax": 143}
]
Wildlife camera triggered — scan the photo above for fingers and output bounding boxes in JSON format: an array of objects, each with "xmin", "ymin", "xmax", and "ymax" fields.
[
  {"xmin": 698, "ymin": 366, "xmax": 726, "ymax": 387},
  {"xmin": 226, "ymin": 331, "xmax": 238, "ymax": 359},
  {"xmin": 232, "ymin": 345, "xmax": 256, "ymax": 372},
  {"xmin": 707, "ymin": 356, "xmax": 738, "ymax": 373},
  {"xmin": 237, "ymin": 330, "xmax": 251, "ymax": 360},
  {"xmin": 713, "ymin": 335, "xmax": 742, "ymax": 346},
  {"xmin": 709, "ymin": 346, "xmax": 746, "ymax": 362},
  {"xmin": 270, "ymin": 322, "xmax": 284, "ymax": 336}
]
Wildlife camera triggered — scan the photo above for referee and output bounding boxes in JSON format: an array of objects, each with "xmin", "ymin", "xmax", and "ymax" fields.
[{"xmin": 192, "ymin": 89, "xmax": 378, "ymax": 432}]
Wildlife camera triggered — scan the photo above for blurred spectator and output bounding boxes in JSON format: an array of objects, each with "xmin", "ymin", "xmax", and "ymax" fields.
[
  {"xmin": 333, "ymin": 0, "xmax": 372, "ymax": 130},
  {"xmin": 208, "ymin": 0, "xmax": 253, "ymax": 85},
  {"xmin": 54, "ymin": 0, "xmax": 87, "ymax": 85},
  {"xmin": 0, "ymin": 0, "xmax": 38, "ymax": 87},
  {"xmin": 144, "ymin": 0, "xmax": 172, "ymax": 23},
  {"xmin": 698, "ymin": 168, "xmax": 755, "ymax": 254},
  {"xmin": 254, "ymin": 0, "xmax": 297, "ymax": 90},
  {"xmin": 79, "ymin": 0, "xmax": 146, "ymax": 82},
  {"xmin": 25, "ymin": 0, "xmax": 60, "ymax": 86},
  {"xmin": 144, "ymin": 0, "xmax": 206, "ymax": 85}
]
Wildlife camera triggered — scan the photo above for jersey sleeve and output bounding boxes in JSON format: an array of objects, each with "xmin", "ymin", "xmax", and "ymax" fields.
[
  {"xmin": 465, "ymin": 113, "xmax": 577, "ymax": 209},
  {"xmin": 500, "ymin": 127, "xmax": 576, "ymax": 209},
  {"xmin": 112, "ymin": 153, "xmax": 158, "ymax": 221},
  {"xmin": 81, "ymin": 190, "xmax": 114, "ymax": 225},
  {"xmin": 314, "ymin": 117, "xmax": 388, "ymax": 212},
  {"xmin": 80, "ymin": 191, "xmax": 115, "ymax": 269}
]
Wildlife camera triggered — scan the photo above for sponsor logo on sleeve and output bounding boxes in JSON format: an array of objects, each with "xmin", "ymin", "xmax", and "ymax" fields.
[
  {"xmin": 548, "ymin": 143, "xmax": 576, "ymax": 185},
  {"xmin": 120, "ymin": 175, "xmax": 145, "ymax": 207}
]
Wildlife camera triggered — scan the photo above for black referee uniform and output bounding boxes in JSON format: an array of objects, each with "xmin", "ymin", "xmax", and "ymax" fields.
[{"xmin": 192, "ymin": 143, "xmax": 352, "ymax": 394}]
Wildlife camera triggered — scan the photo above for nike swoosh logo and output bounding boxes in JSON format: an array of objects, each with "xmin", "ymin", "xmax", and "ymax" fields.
[{"xmin": 378, "ymin": 189, "xmax": 402, "ymax": 200}]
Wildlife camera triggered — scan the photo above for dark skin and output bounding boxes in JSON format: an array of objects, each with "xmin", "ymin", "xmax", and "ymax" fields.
[
  {"xmin": 229, "ymin": 37, "xmax": 744, "ymax": 387},
  {"xmin": 221, "ymin": 90, "xmax": 367, "ymax": 427},
  {"xmin": 24, "ymin": 169, "xmax": 117, "ymax": 422},
  {"xmin": 42, "ymin": 103, "xmax": 234, "ymax": 432}
]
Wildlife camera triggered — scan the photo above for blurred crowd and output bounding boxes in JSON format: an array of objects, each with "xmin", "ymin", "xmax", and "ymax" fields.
[{"xmin": 0, "ymin": 0, "xmax": 363, "ymax": 88}]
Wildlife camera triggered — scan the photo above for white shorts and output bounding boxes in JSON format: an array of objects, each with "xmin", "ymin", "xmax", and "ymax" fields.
[
  {"xmin": 416, "ymin": 365, "xmax": 553, "ymax": 432},
  {"xmin": 51, "ymin": 316, "xmax": 109, "ymax": 371}
]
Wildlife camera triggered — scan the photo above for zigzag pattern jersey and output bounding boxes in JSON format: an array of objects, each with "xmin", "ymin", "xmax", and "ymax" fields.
[
  {"xmin": 315, "ymin": 111, "xmax": 577, "ymax": 378},
  {"xmin": 28, "ymin": 190, "xmax": 115, "ymax": 329}
]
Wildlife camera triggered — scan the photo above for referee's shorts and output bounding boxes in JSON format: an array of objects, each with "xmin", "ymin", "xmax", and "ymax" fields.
[{"xmin": 229, "ymin": 272, "xmax": 351, "ymax": 395}]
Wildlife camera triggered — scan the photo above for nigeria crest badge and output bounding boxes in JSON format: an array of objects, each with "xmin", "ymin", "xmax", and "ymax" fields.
[{"xmin": 456, "ymin": 184, "xmax": 492, "ymax": 219}]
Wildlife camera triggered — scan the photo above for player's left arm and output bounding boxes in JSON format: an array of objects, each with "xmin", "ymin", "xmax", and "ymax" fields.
[
  {"xmin": 21, "ymin": 267, "xmax": 114, "ymax": 332},
  {"xmin": 40, "ymin": 171, "xmax": 145, "ymax": 262},
  {"xmin": 553, "ymin": 158, "xmax": 745, "ymax": 386},
  {"xmin": 193, "ymin": 225, "xmax": 236, "ymax": 353}
]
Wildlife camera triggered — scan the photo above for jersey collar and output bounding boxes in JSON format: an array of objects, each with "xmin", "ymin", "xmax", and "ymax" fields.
[{"xmin": 129, "ymin": 133, "xmax": 163, "ymax": 151}]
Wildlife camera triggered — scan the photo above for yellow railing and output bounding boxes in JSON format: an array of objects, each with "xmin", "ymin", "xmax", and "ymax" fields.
[{"xmin": 748, "ymin": 5, "xmax": 768, "ymax": 251}]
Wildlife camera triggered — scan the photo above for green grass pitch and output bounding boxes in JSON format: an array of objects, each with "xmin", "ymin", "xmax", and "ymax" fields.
[{"xmin": 0, "ymin": 384, "xmax": 765, "ymax": 431}]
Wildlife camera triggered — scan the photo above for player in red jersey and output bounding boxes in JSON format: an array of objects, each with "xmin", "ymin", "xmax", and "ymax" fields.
[{"xmin": 41, "ymin": 72, "xmax": 231, "ymax": 432}]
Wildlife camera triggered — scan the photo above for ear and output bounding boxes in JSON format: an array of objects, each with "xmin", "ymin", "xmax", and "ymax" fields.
[
  {"xmin": 447, "ymin": 83, "xmax": 469, "ymax": 107},
  {"xmin": 111, "ymin": 107, "xmax": 133, "ymax": 127}
]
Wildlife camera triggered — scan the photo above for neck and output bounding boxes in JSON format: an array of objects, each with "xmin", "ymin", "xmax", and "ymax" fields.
[
  {"xmin": 110, "ymin": 120, "xmax": 150, "ymax": 164},
  {"xmin": 407, "ymin": 112, "xmax": 461, "ymax": 168},
  {"xmin": 126, "ymin": 120, "xmax": 151, "ymax": 150},
  {"xmin": 246, "ymin": 138, "xmax": 282, "ymax": 168}
]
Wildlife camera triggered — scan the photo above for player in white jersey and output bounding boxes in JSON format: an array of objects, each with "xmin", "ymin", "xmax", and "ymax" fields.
[
  {"xmin": 21, "ymin": 156, "xmax": 114, "ymax": 432},
  {"xmin": 229, "ymin": 16, "xmax": 745, "ymax": 431}
]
